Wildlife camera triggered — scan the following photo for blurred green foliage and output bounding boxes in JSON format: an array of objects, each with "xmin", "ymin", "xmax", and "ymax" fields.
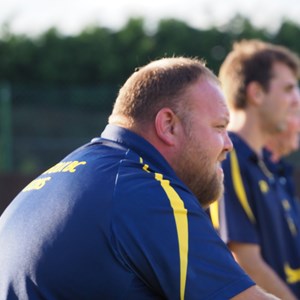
[
  {"xmin": 1, "ymin": 14, "xmax": 300, "ymax": 174},
  {"xmin": 1, "ymin": 14, "xmax": 300, "ymax": 88}
]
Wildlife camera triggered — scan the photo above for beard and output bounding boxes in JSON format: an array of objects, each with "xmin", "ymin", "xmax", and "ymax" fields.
[{"xmin": 174, "ymin": 144, "xmax": 224, "ymax": 208}]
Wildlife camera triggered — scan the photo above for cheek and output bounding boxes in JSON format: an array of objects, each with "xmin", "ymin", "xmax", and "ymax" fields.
[
  {"xmin": 271, "ymin": 93, "xmax": 288, "ymax": 108},
  {"xmin": 207, "ymin": 134, "xmax": 225, "ymax": 162},
  {"xmin": 192, "ymin": 128, "xmax": 225, "ymax": 160},
  {"xmin": 281, "ymin": 94, "xmax": 295, "ymax": 110},
  {"xmin": 213, "ymin": 132, "xmax": 226, "ymax": 150}
]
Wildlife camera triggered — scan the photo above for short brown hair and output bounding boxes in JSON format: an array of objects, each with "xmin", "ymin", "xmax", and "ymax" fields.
[
  {"xmin": 109, "ymin": 57, "xmax": 218, "ymax": 126},
  {"xmin": 219, "ymin": 39, "xmax": 300, "ymax": 110}
]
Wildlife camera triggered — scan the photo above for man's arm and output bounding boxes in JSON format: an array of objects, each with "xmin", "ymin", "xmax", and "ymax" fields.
[
  {"xmin": 229, "ymin": 242, "xmax": 297, "ymax": 300},
  {"xmin": 232, "ymin": 285, "xmax": 280, "ymax": 299}
]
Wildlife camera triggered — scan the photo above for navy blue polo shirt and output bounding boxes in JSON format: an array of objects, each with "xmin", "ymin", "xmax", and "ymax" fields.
[
  {"xmin": 0, "ymin": 125, "xmax": 254, "ymax": 299},
  {"xmin": 216, "ymin": 132, "xmax": 300, "ymax": 297}
]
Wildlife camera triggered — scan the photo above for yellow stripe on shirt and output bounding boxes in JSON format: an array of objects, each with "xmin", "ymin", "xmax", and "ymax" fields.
[
  {"xmin": 141, "ymin": 159, "xmax": 188, "ymax": 300},
  {"xmin": 155, "ymin": 173, "xmax": 188, "ymax": 300},
  {"xmin": 230, "ymin": 149, "xmax": 256, "ymax": 223}
]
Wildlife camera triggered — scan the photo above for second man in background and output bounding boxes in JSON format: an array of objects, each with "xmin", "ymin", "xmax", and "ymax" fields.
[{"xmin": 213, "ymin": 39, "xmax": 300, "ymax": 299}]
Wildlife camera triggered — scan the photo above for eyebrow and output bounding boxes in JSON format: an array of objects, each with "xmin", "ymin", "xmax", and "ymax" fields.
[{"xmin": 214, "ymin": 116, "xmax": 230, "ymax": 127}]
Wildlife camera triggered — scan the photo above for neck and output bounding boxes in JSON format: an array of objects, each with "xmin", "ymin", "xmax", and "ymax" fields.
[{"xmin": 228, "ymin": 109, "xmax": 270, "ymax": 157}]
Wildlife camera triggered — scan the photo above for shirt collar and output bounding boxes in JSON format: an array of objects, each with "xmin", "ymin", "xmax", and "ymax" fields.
[
  {"xmin": 99, "ymin": 124, "xmax": 178, "ymax": 178},
  {"xmin": 263, "ymin": 148, "xmax": 293, "ymax": 177},
  {"xmin": 229, "ymin": 132, "xmax": 259, "ymax": 163}
]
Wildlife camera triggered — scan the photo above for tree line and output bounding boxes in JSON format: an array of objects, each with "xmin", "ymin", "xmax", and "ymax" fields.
[{"xmin": 1, "ymin": 14, "xmax": 300, "ymax": 88}]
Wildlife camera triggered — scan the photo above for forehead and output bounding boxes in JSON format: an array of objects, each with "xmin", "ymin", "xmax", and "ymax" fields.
[
  {"xmin": 187, "ymin": 78, "xmax": 229, "ymax": 116},
  {"xmin": 271, "ymin": 62, "xmax": 298, "ymax": 83}
]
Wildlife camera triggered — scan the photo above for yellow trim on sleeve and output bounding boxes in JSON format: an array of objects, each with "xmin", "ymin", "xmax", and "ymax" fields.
[
  {"xmin": 230, "ymin": 149, "xmax": 256, "ymax": 223},
  {"xmin": 285, "ymin": 263, "xmax": 300, "ymax": 283}
]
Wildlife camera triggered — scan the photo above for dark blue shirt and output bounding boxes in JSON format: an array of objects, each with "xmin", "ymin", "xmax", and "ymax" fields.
[
  {"xmin": 217, "ymin": 132, "xmax": 300, "ymax": 297},
  {"xmin": 0, "ymin": 125, "xmax": 254, "ymax": 299}
]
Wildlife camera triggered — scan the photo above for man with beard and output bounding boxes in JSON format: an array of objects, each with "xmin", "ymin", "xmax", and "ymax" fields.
[
  {"xmin": 211, "ymin": 40, "xmax": 300, "ymax": 299},
  {"xmin": 0, "ymin": 57, "xmax": 277, "ymax": 299}
]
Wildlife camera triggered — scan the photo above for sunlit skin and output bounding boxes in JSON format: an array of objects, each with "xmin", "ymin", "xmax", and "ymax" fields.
[{"xmin": 173, "ymin": 78, "xmax": 233, "ymax": 208}]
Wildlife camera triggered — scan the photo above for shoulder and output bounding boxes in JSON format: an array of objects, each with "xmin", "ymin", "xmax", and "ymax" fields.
[{"xmin": 115, "ymin": 157, "xmax": 196, "ymax": 208}]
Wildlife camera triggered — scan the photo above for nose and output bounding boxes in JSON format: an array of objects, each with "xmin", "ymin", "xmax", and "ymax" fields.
[{"xmin": 224, "ymin": 131, "xmax": 233, "ymax": 153}]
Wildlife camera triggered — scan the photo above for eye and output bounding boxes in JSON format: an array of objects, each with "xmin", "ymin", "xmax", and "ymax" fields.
[{"xmin": 215, "ymin": 124, "xmax": 228, "ymax": 133}]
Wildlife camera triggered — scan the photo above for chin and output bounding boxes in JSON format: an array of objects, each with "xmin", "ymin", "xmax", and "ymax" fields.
[{"xmin": 199, "ymin": 189, "xmax": 223, "ymax": 209}]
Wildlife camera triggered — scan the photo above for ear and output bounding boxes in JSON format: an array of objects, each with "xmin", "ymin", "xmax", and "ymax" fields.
[
  {"xmin": 246, "ymin": 81, "xmax": 264, "ymax": 106},
  {"xmin": 154, "ymin": 108, "xmax": 181, "ymax": 146}
]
